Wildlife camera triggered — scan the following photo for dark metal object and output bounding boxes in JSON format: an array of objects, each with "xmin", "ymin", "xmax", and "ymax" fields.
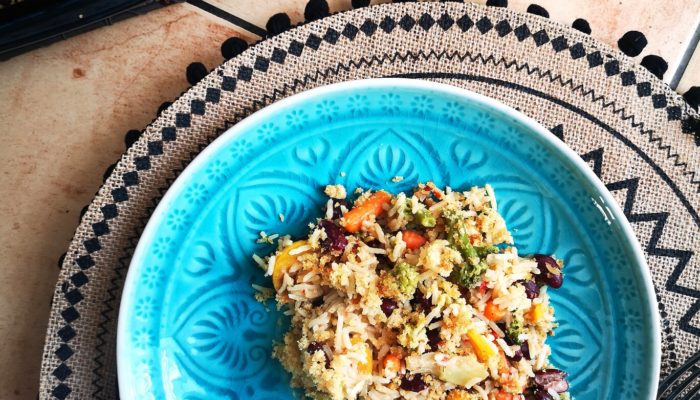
[
  {"xmin": 658, "ymin": 351, "xmax": 700, "ymax": 399},
  {"xmin": 0, "ymin": 0, "xmax": 181, "ymax": 61}
]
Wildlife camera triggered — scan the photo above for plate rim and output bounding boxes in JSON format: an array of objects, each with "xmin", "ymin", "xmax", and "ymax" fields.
[{"xmin": 116, "ymin": 77, "xmax": 661, "ymax": 399}]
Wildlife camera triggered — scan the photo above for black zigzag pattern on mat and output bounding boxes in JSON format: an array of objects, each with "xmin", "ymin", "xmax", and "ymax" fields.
[
  {"xmin": 90, "ymin": 138, "xmax": 217, "ymax": 399},
  {"xmin": 215, "ymin": 39, "xmax": 700, "ymax": 193},
  {"xmin": 245, "ymin": 45, "xmax": 699, "ymax": 198},
  {"xmin": 606, "ymin": 177, "xmax": 698, "ymax": 337},
  {"xmin": 581, "ymin": 148, "xmax": 681, "ymax": 368}
]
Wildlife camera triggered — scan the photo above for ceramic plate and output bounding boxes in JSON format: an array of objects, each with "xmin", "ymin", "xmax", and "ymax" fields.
[{"xmin": 117, "ymin": 79, "xmax": 660, "ymax": 400}]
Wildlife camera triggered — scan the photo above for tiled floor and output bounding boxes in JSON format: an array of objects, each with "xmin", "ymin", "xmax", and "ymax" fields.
[{"xmin": 0, "ymin": 0, "xmax": 697, "ymax": 398}]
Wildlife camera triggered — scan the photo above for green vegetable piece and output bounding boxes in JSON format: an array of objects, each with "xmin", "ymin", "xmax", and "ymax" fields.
[
  {"xmin": 443, "ymin": 210, "xmax": 477, "ymax": 259},
  {"xmin": 415, "ymin": 209, "xmax": 436, "ymax": 228},
  {"xmin": 475, "ymin": 245, "xmax": 499, "ymax": 258},
  {"xmin": 450, "ymin": 260, "xmax": 489, "ymax": 288},
  {"xmin": 443, "ymin": 210, "xmax": 492, "ymax": 287},
  {"xmin": 505, "ymin": 317, "xmax": 524, "ymax": 345},
  {"xmin": 393, "ymin": 262, "xmax": 419, "ymax": 295}
]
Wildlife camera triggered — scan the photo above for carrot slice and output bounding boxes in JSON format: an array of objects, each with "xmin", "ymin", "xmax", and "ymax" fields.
[
  {"xmin": 401, "ymin": 229, "xmax": 427, "ymax": 250},
  {"xmin": 494, "ymin": 390, "xmax": 514, "ymax": 400},
  {"xmin": 342, "ymin": 191, "xmax": 392, "ymax": 233},
  {"xmin": 381, "ymin": 353, "xmax": 401, "ymax": 372},
  {"xmin": 497, "ymin": 348, "xmax": 510, "ymax": 375},
  {"xmin": 483, "ymin": 300, "xmax": 507, "ymax": 321}
]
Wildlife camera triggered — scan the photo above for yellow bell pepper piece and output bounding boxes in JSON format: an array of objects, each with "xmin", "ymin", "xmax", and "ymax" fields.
[
  {"xmin": 351, "ymin": 336, "xmax": 373, "ymax": 374},
  {"xmin": 467, "ymin": 329, "xmax": 496, "ymax": 362},
  {"xmin": 272, "ymin": 240, "xmax": 309, "ymax": 290},
  {"xmin": 526, "ymin": 303, "xmax": 545, "ymax": 323}
]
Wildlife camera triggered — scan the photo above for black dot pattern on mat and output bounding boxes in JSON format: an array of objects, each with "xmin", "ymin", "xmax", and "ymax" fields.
[
  {"xmin": 157, "ymin": 101, "xmax": 172, "ymax": 116},
  {"xmin": 186, "ymin": 62, "xmax": 208, "ymax": 85},
  {"xmin": 266, "ymin": 13, "xmax": 291, "ymax": 37},
  {"xmin": 683, "ymin": 86, "xmax": 700, "ymax": 111},
  {"xmin": 124, "ymin": 129, "xmax": 141, "ymax": 149},
  {"xmin": 572, "ymin": 18, "xmax": 591, "ymax": 34},
  {"xmin": 640, "ymin": 54, "xmax": 668, "ymax": 80},
  {"xmin": 352, "ymin": 0, "xmax": 370, "ymax": 8},
  {"xmin": 526, "ymin": 4, "xmax": 549, "ymax": 18},
  {"xmin": 305, "ymin": 0, "xmax": 330, "ymax": 22},
  {"xmin": 617, "ymin": 30, "xmax": 648, "ymax": 57},
  {"xmin": 221, "ymin": 37, "xmax": 249, "ymax": 60},
  {"xmin": 486, "ymin": 0, "xmax": 508, "ymax": 7},
  {"xmin": 57, "ymin": 252, "xmax": 66, "ymax": 269}
]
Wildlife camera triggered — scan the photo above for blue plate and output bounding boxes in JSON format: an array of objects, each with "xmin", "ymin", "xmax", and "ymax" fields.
[{"xmin": 117, "ymin": 79, "xmax": 660, "ymax": 400}]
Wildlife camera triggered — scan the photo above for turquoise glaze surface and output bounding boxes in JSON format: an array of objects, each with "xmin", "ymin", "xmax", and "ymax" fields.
[{"xmin": 117, "ymin": 79, "xmax": 659, "ymax": 400}]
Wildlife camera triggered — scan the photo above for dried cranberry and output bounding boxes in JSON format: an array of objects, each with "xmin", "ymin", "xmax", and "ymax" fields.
[
  {"xmin": 307, "ymin": 341, "xmax": 331, "ymax": 367},
  {"xmin": 534, "ymin": 369, "xmax": 569, "ymax": 393},
  {"xmin": 411, "ymin": 290, "xmax": 432, "ymax": 313},
  {"xmin": 307, "ymin": 341, "xmax": 323, "ymax": 354},
  {"xmin": 533, "ymin": 254, "xmax": 563, "ymax": 289},
  {"xmin": 375, "ymin": 253, "xmax": 392, "ymax": 268},
  {"xmin": 319, "ymin": 220, "xmax": 348, "ymax": 252},
  {"xmin": 427, "ymin": 328, "xmax": 441, "ymax": 351},
  {"xmin": 400, "ymin": 375, "xmax": 427, "ymax": 392},
  {"xmin": 332, "ymin": 199, "xmax": 348, "ymax": 219},
  {"xmin": 523, "ymin": 279, "xmax": 540, "ymax": 299},
  {"xmin": 380, "ymin": 298, "xmax": 398, "ymax": 317}
]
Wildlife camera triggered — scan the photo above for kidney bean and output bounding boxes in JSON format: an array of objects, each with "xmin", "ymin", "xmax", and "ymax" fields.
[{"xmin": 533, "ymin": 254, "xmax": 563, "ymax": 289}]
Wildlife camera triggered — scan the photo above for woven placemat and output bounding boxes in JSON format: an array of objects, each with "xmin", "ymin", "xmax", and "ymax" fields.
[{"xmin": 39, "ymin": 2, "xmax": 699, "ymax": 399}]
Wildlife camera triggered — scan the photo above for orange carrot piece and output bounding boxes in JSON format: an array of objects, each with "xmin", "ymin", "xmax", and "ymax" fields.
[
  {"xmin": 494, "ymin": 390, "xmax": 514, "ymax": 400},
  {"xmin": 381, "ymin": 353, "xmax": 401, "ymax": 372},
  {"xmin": 497, "ymin": 348, "xmax": 510, "ymax": 375},
  {"xmin": 484, "ymin": 300, "xmax": 507, "ymax": 321},
  {"xmin": 342, "ymin": 191, "xmax": 392, "ymax": 233},
  {"xmin": 401, "ymin": 230, "xmax": 427, "ymax": 250}
]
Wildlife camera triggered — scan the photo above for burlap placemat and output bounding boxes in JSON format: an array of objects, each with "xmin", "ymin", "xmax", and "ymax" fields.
[{"xmin": 39, "ymin": 2, "xmax": 699, "ymax": 399}]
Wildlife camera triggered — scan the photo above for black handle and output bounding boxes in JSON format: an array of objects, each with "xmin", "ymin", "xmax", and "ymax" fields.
[{"xmin": 0, "ymin": 0, "xmax": 182, "ymax": 61}]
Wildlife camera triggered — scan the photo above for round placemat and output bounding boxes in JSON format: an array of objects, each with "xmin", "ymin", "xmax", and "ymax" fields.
[{"xmin": 39, "ymin": 2, "xmax": 699, "ymax": 399}]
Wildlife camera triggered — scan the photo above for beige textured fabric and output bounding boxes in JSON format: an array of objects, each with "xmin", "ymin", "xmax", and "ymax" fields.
[{"xmin": 39, "ymin": 2, "xmax": 699, "ymax": 399}]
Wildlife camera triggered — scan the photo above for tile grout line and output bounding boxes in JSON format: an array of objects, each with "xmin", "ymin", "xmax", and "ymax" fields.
[
  {"xmin": 669, "ymin": 17, "xmax": 700, "ymax": 91},
  {"xmin": 186, "ymin": 0, "xmax": 267, "ymax": 37}
]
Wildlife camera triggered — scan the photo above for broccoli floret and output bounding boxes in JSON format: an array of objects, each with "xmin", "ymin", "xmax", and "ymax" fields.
[
  {"xmin": 506, "ymin": 318, "xmax": 524, "ymax": 345},
  {"xmin": 443, "ymin": 210, "xmax": 494, "ymax": 287},
  {"xmin": 449, "ymin": 260, "xmax": 489, "ymax": 288},
  {"xmin": 443, "ymin": 210, "xmax": 477, "ymax": 258},
  {"xmin": 393, "ymin": 262, "xmax": 419, "ymax": 295},
  {"xmin": 415, "ymin": 209, "xmax": 436, "ymax": 228}
]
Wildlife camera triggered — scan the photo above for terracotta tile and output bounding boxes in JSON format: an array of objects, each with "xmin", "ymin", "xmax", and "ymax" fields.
[{"xmin": 0, "ymin": 3, "xmax": 253, "ymax": 398}]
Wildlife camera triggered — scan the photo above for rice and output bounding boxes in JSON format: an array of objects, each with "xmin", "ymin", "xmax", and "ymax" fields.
[{"xmin": 263, "ymin": 182, "xmax": 570, "ymax": 400}]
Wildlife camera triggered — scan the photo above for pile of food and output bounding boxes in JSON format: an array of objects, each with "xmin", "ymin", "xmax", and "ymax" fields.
[{"xmin": 257, "ymin": 182, "xmax": 571, "ymax": 400}]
